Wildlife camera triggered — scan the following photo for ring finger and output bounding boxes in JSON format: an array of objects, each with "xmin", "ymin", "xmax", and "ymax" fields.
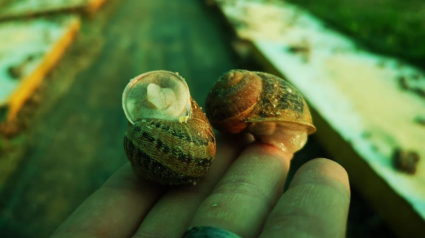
[{"xmin": 187, "ymin": 142, "xmax": 293, "ymax": 238}]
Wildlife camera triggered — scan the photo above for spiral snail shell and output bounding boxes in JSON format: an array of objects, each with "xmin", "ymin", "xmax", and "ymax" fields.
[
  {"xmin": 122, "ymin": 70, "xmax": 216, "ymax": 185},
  {"xmin": 206, "ymin": 69, "xmax": 316, "ymax": 153}
]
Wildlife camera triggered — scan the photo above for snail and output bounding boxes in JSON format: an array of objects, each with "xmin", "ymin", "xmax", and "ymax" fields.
[
  {"xmin": 205, "ymin": 69, "xmax": 316, "ymax": 153},
  {"xmin": 122, "ymin": 70, "xmax": 216, "ymax": 185}
]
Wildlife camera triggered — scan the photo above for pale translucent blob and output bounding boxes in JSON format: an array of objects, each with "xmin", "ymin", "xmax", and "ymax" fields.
[
  {"xmin": 122, "ymin": 71, "xmax": 192, "ymax": 124},
  {"xmin": 146, "ymin": 83, "xmax": 176, "ymax": 110},
  {"xmin": 248, "ymin": 121, "xmax": 308, "ymax": 153}
]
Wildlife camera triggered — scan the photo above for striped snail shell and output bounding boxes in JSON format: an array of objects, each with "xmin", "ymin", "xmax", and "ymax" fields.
[
  {"xmin": 205, "ymin": 69, "xmax": 315, "ymax": 153},
  {"xmin": 122, "ymin": 70, "xmax": 216, "ymax": 185}
]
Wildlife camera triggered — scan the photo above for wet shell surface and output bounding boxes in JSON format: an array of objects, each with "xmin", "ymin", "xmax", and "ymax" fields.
[
  {"xmin": 123, "ymin": 71, "xmax": 216, "ymax": 185},
  {"xmin": 206, "ymin": 69, "xmax": 315, "ymax": 153}
]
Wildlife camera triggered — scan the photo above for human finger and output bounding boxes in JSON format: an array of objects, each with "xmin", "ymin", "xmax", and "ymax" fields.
[
  {"xmin": 187, "ymin": 142, "xmax": 293, "ymax": 238},
  {"xmin": 259, "ymin": 158, "xmax": 350, "ymax": 238},
  {"xmin": 132, "ymin": 133, "xmax": 254, "ymax": 238},
  {"xmin": 51, "ymin": 163, "xmax": 166, "ymax": 238}
]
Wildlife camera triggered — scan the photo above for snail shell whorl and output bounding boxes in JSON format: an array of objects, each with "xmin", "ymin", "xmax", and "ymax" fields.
[
  {"xmin": 205, "ymin": 70, "xmax": 262, "ymax": 133},
  {"xmin": 248, "ymin": 72, "xmax": 315, "ymax": 134},
  {"xmin": 206, "ymin": 69, "xmax": 315, "ymax": 153},
  {"xmin": 122, "ymin": 71, "xmax": 216, "ymax": 185},
  {"xmin": 206, "ymin": 69, "xmax": 315, "ymax": 135},
  {"xmin": 124, "ymin": 98, "xmax": 216, "ymax": 185}
]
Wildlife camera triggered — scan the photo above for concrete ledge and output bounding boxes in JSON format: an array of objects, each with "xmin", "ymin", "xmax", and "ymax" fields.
[{"xmin": 211, "ymin": 0, "xmax": 425, "ymax": 237}]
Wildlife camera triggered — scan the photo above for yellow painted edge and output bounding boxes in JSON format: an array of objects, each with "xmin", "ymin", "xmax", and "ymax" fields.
[
  {"xmin": 6, "ymin": 17, "xmax": 81, "ymax": 121},
  {"xmin": 86, "ymin": 0, "xmax": 109, "ymax": 14}
]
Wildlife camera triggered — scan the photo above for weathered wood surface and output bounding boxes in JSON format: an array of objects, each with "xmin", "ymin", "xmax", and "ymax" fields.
[
  {"xmin": 0, "ymin": 0, "xmax": 238, "ymax": 237},
  {"xmin": 0, "ymin": 16, "xmax": 80, "ymax": 122},
  {"xmin": 0, "ymin": 0, "xmax": 398, "ymax": 237},
  {"xmin": 212, "ymin": 0, "xmax": 425, "ymax": 237},
  {"xmin": 0, "ymin": 0, "xmax": 109, "ymax": 21}
]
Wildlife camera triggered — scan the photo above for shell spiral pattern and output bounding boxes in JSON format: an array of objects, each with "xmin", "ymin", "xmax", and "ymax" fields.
[
  {"xmin": 122, "ymin": 71, "xmax": 216, "ymax": 185},
  {"xmin": 206, "ymin": 69, "xmax": 315, "ymax": 153},
  {"xmin": 206, "ymin": 69, "xmax": 315, "ymax": 134},
  {"xmin": 124, "ymin": 99, "xmax": 216, "ymax": 185}
]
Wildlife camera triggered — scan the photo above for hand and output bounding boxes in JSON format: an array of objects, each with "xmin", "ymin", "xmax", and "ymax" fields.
[{"xmin": 52, "ymin": 134, "xmax": 350, "ymax": 238}]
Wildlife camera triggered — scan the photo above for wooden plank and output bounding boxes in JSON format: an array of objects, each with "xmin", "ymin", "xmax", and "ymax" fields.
[
  {"xmin": 0, "ymin": 0, "xmax": 109, "ymax": 21},
  {"xmin": 212, "ymin": 0, "xmax": 425, "ymax": 237},
  {"xmin": 0, "ymin": 0, "xmax": 239, "ymax": 237},
  {"xmin": 0, "ymin": 16, "xmax": 81, "ymax": 122}
]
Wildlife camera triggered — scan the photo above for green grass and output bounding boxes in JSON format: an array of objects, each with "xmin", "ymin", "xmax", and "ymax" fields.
[{"xmin": 287, "ymin": 0, "xmax": 425, "ymax": 68}]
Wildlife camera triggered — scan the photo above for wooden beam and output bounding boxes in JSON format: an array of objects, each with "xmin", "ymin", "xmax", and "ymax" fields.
[{"xmin": 0, "ymin": 16, "xmax": 81, "ymax": 121}]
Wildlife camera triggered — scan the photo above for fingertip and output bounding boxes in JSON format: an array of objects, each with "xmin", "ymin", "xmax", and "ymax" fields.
[
  {"xmin": 259, "ymin": 158, "xmax": 351, "ymax": 238},
  {"xmin": 292, "ymin": 158, "xmax": 350, "ymax": 192}
]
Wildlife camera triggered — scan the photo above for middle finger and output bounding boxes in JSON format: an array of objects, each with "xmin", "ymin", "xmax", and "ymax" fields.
[{"xmin": 188, "ymin": 142, "xmax": 292, "ymax": 238}]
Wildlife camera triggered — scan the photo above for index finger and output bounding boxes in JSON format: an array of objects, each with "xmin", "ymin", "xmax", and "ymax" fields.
[
  {"xmin": 51, "ymin": 163, "xmax": 166, "ymax": 238},
  {"xmin": 259, "ymin": 158, "xmax": 350, "ymax": 238}
]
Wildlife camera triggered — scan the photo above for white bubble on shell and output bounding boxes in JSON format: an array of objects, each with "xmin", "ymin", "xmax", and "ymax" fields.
[{"xmin": 122, "ymin": 70, "xmax": 192, "ymax": 124}]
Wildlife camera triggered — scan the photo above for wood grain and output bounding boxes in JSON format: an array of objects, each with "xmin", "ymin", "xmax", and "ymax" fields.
[
  {"xmin": 0, "ymin": 0, "xmax": 237, "ymax": 237},
  {"xmin": 0, "ymin": 0, "xmax": 109, "ymax": 21}
]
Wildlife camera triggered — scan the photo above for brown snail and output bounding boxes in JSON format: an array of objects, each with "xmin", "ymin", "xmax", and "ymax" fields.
[
  {"xmin": 206, "ymin": 69, "xmax": 316, "ymax": 153},
  {"xmin": 122, "ymin": 70, "xmax": 216, "ymax": 185}
]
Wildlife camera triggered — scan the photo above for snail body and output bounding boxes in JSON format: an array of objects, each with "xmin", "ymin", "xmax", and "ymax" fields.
[
  {"xmin": 123, "ymin": 71, "xmax": 216, "ymax": 185},
  {"xmin": 206, "ymin": 69, "xmax": 315, "ymax": 153}
]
